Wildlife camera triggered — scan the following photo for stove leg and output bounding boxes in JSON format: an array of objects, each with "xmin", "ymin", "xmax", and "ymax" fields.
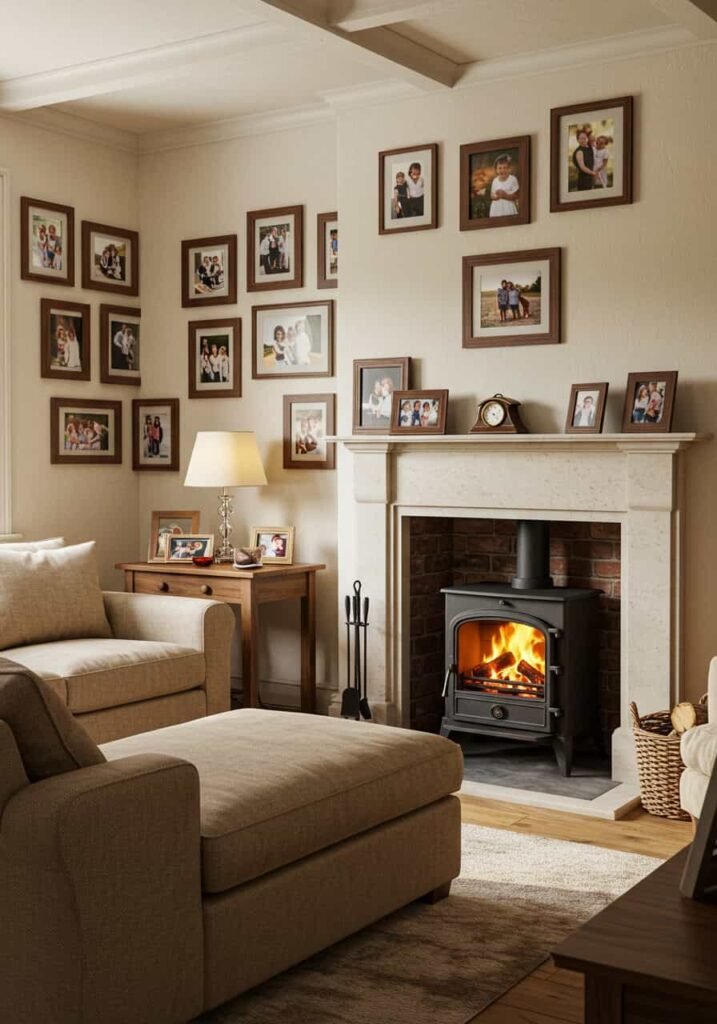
[{"xmin": 553, "ymin": 736, "xmax": 573, "ymax": 777}]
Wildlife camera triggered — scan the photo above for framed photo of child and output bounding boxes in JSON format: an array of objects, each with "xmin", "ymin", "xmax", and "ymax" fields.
[
  {"xmin": 50, "ymin": 398, "xmax": 122, "ymax": 465},
  {"xmin": 99, "ymin": 304, "xmax": 141, "ymax": 386},
  {"xmin": 181, "ymin": 235, "xmax": 237, "ymax": 308},
  {"xmin": 82, "ymin": 221, "xmax": 139, "ymax": 296},
  {"xmin": 21, "ymin": 197, "xmax": 75, "ymax": 286},
  {"xmin": 40, "ymin": 298, "xmax": 91, "ymax": 381},
  {"xmin": 460, "ymin": 136, "xmax": 531, "ymax": 230},
  {"xmin": 353, "ymin": 357, "xmax": 410, "ymax": 434},
  {"xmin": 550, "ymin": 96, "xmax": 633, "ymax": 212},
  {"xmin": 250, "ymin": 526, "xmax": 295, "ymax": 565},
  {"xmin": 165, "ymin": 534, "xmax": 214, "ymax": 562},
  {"xmin": 317, "ymin": 212, "xmax": 338, "ymax": 289},
  {"xmin": 378, "ymin": 143, "xmax": 438, "ymax": 234},
  {"xmin": 188, "ymin": 318, "xmax": 241, "ymax": 399},
  {"xmin": 247, "ymin": 206, "xmax": 303, "ymax": 292},
  {"xmin": 252, "ymin": 300, "xmax": 333, "ymax": 379},
  {"xmin": 389, "ymin": 389, "xmax": 448, "ymax": 435},
  {"xmin": 621, "ymin": 372, "xmax": 677, "ymax": 432},
  {"xmin": 132, "ymin": 398, "xmax": 180, "ymax": 471},
  {"xmin": 283, "ymin": 394, "xmax": 335, "ymax": 470},
  {"xmin": 565, "ymin": 382, "xmax": 608, "ymax": 434}
]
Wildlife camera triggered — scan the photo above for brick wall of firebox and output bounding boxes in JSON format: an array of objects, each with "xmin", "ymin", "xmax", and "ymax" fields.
[{"xmin": 408, "ymin": 517, "xmax": 621, "ymax": 747}]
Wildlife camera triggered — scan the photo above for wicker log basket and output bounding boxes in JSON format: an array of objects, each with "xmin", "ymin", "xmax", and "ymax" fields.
[{"xmin": 630, "ymin": 697, "xmax": 708, "ymax": 821}]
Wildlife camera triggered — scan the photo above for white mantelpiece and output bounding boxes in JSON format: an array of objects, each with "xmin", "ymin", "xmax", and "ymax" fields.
[{"xmin": 333, "ymin": 433, "xmax": 708, "ymax": 785}]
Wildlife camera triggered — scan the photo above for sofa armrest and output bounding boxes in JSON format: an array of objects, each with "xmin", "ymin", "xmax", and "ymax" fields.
[
  {"xmin": 708, "ymin": 656, "xmax": 717, "ymax": 721},
  {"xmin": 0, "ymin": 753, "xmax": 204, "ymax": 1024},
  {"xmin": 103, "ymin": 590, "xmax": 235, "ymax": 714}
]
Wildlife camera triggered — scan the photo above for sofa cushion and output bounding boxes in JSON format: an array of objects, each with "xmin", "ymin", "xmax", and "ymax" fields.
[
  {"xmin": 4, "ymin": 639, "xmax": 206, "ymax": 713},
  {"xmin": 681, "ymin": 722, "xmax": 717, "ymax": 778},
  {"xmin": 101, "ymin": 709, "xmax": 464, "ymax": 893},
  {"xmin": 680, "ymin": 768, "xmax": 709, "ymax": 820},
  {"xmin": 0, "ymin": 658, "xmax": 105, "ymax": 781},
  {"xmin": 0, "ymin": 537, "xmax": 64, "ymax": 550},
  {"xmin": 0, "ymin": 541, "xmax": 111, "ymax": 651}
]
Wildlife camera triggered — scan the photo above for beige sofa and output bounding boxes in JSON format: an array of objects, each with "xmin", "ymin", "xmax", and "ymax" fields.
[
  {"xmin": 0, "ymin": 661, "xmax": 463, "ymax": 1024},
  {"xmin": 680, "ymin": 657, "xmax": 717, "ymax": 820}
]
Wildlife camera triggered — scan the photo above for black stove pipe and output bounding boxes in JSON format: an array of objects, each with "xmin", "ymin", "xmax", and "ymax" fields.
[{"xmin": 511, "ymin": 520, "xmax": 553, "ymax": 590}]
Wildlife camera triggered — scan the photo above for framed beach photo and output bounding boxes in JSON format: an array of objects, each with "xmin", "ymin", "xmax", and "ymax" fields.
[
  {"xmin": 353, "ymin": 357, "xmax": 411, "ymax": 434},
  {"xmin": 132, "ymin": 398, "xmax": 180, "ymax": 471},
  {"xmin": 165, "ymin": 534, "xmax": 214, "ymax": 562},
  {"xmin": 390, "ymin": 389, "xmax": 448, "ymax": 435},
  {"xmin": 462, "ymin": 248, "xmax": 561, "ymax": 348},
  {"xmin": 622, "ymin": 372, "xmax": 678, "ymax": 432},
  {"xmin": 550, "ymin": 96, "xmax": 633, "ymax": 212},
  {"xmin": 250, "ymin": 526, "xmax": 295, "ymax": 565},
  {"xmin": 317, "ymin": 212, "xmax": 338, "ymax": 289},
  {"xmin": 99, "ymin": 304, "xmax": 141, "ymax": 386},
  {"xmin": 82, "ymin": 221, "xmax": 139, "ymax": 296},
  {"xmin": 379, "ymin": 142, "xmax": 438, "ymax": 234},
  {"xmin": 148, "ymin": 510, "xmax": 201, "ymax": 562},
  {"xmin": 565, "ymin": 382, "xmax": 609, "ymax": 434},
  {"xmin": 247, "ymin": 205, "xmax": 303, "ymax": 291},
  {"xmin": 40, "ymin": 298, "xmax": 90, "ymax": 381},
  {"xmin": 283, "ymin": 393, "xmax": 335, "ymax": 470},
  {"xmin": 181, "ymin": 235, "xmax": 237, "ymax": 308},
  {"xmin": 21, "ymin": 197, "xmax": 75, "ymax": 286},
  {"xmin": 50, "ymin": 398, "xmax": 122, "ymax": 465},
  {"xmin": 460, "ymin": 135, "xmax": 531, "ymax": 231},
  {"xmin": 188, "ymin": 318, "xmax": 241, "ymax": 399},
  {"xmin": 252, "ymin": 300, "xmax": 333, "ymax": 379}
]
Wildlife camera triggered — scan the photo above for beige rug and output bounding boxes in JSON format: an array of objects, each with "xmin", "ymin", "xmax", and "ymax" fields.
[{"xmin": 199, "ymin": 825, "xmax": 659, "ymax": 1024}]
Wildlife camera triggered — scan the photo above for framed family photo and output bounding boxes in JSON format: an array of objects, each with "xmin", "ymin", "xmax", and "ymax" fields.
[
  {"xmin": 390, "ymin": 389, "xmax": 448, "ymax": 435},
  {"xmin": 132, "ymin": 398, "xmax": 179, "ymax": 471},
  {"xmin": 82, "ymin": 220, "xmax": 139, "ymax": 296},
  {"xmin": 40, "ymin": 298, "xmax": 90, "ymax": 381},
  {"xmin": 565, "ymin": 382, "xmax": 608, "ymax": 434},
  {"xmin": 283, "ymin": 393, "xmax": 335, "ymax": 470},
  {"xmin": 181, "ymin": 235, "xmax": 237, "ymax": 308},
  {"xmin": 99, "ymin": 304, "xmax": 141, "ymax": 386},
  {"xmin": 247, "ymin": 206, "xmax": 303, "ymax": 291},
  {"xmin": 165, "ymin": 534, "xmax": 214, "ymax": 562},
  {"xmin": 622, "ymin": 371, "xmax": 677, "ymax": 432},
  {"xmin": 21, "ymin": 197, "xmax": 74, "ymax": 286},
  {"xmin": 50, "ymin": 398, "xmax": 122, "ymax": 465},
  {"xmin": 252, "ymin": 300, "xmax": 333, "ymax": 379},
  {"xmin": 462, "ymin": 247, "xmax": 561, "ymax": 348},
  {"xmin": 188, "ymin": 318, "xmax": 241, "ymax": 399},
  {"xmin": 148, "ymin": 510, "xmax": 201, "ymax": 562},
  {"xmin": 460, "ymin": 135, "xmax": 530, "ymax": 230},
  {"xmin": 353, "ymin": 357, "xmax": 410, "ymax": 434},
  {"xmin": 379, "ymin": 142, "xmax": 438, "ymax": 234},
  {"xmin": 550, "ymin": 95, "xmax": 633, "ymax": 212},
  {"xmin": 250, "ymin": 526, "xmax": 295, "ymax": 565},
  {"xmin": 317, "ymin": 212, "xmax": 338, "ymax": 289}
]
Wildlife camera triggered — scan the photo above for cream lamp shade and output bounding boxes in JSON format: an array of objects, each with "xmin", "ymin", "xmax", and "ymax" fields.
[{"xmin": 184, "ymin": 432, "xmax": 267, "ymax": 488}]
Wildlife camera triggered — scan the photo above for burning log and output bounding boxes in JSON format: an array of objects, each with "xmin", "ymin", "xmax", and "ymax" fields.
[
  {"xmin": 517, "ymin": 659, "xmax": 545, "ymax": 687},
  {"xmin": 472, "ymin": 651, "xmax": 516, "ymax": 677}
]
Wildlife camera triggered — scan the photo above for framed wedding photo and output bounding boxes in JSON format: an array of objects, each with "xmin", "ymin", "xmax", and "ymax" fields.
[
  {"xmin": 462, "ymin": 247, "xmax": 561, "ymax": 348},
  {"xmin": 460, "ymin": 136, "xmax": 531, "ymax": 231},
  {"xmin": 250, "ymin": 526, "xmax": 295, "ymax": 565},
  {"xmin": 317, "ymin": 212, "xmax": 338, "ymax": 289},
  {"xmin": 353, "ymin": 357, "xmax": 410, "ymax": 434},
  {"xmin": 82, "ymin": 220, "xmax": 139, "ymax": 296},
  {"xmin": 565, "ymin": 382, "xmax": 608, "ymax": 434},
  {"xmin": 390, "ymin": 389, "xmax": 448, "ymax": 435},
  {"xmin": 252, "ymin": 300, "xmax": 333, "ymax": 379},
  {"xmin": 148, "ymin": 510, "xmax": 201, "ymax": 562},
  {"xmin": 100, "ymin": 304, "xmax": 141, "ymax": 386},
  {"xmin": 188, "ymin": 318, "xmax": 241, "ymax": 399},
  {"xmin": 622, "ymin": 371, "xmax": 677, "ymax": 432},
  {"xmin": 40, "ymin": 298, "xmax": 91, "ymax": 381},
  {"xmin": 132, "ymin": 398, "xmax": 180, "ymax": 471},
  {"xmin": 50, "ymin": 398, "xmax": 122, "ymax": 465},
  {"xmin": 165, "ymin": 534, "xmax": 214, "ymax": 562},
  {"xmin": 21, "ymin": 197, "xmax": 74, "ymax": 286},
  {"xmin": 247, "ymin": 205, "xmax": 303, "ymax": 292},
  {"xmin": 550, "ymin": 95, "xmax": 633, "ymax": 212},
  {"xmin": 283, "ymin": 393, "xmax": 336, "ymax": 470},
  {"xmin": 379, "ymin": 142, "xmax": 438, "ymax": 234},
  {"xmin": 181, "ymin": 235, "xmax": 237, "ymax": 308}
]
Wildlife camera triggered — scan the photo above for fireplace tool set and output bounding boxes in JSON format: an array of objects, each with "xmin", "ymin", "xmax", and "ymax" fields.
[{"xmin": 341, "ymin": 579, "xmax": 371, "ymax": 720}]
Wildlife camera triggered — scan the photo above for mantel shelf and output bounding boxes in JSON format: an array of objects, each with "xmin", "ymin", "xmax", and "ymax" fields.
[{"xmin": 328, "ymin": 433, "xmax": 710, "ymax": 452}]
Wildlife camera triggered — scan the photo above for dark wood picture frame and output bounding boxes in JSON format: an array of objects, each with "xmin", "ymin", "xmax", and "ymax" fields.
[
  {"xmin": 621, "ymin": 371, "xmax": 678, "ymax": 432},
  {"xmin": 550, "ymin": 95, "xmax": 633, "ymax": 213},
  {"xmin": 132, "ymin": 398, "xmax": 180, "ymax": 472},
  {"xmin": 50, "ymin": 397, "xmax": 122, "ymax": 465},
  {"xmin": 188, "ymin": 318, "xmax": 242, "ymax": 399},
  {"xmin": 564, "ymin": 382, "xmax": 609, "ymax": 434},
  {"xmin": 148, "ymin": 509, "xmax": 201, "ymax": 562},
  {"xmin": 99, "ymin": 303, "xmax": 141, "ymax": 386},
  {"xmin": 353, "ymin": 357, "xmax": 411, "ymax": 434},
  {"xmin": 378, "ymin": 142, "xmax": 439, "ymax": 235},
  {"xmin": 462, "ymin": 247, "xmax": 561, "ymax": 349},
  {"xmin": 82, "ymin": 220, "xmax": 139, "ymax": 296},
  {"xmin": 252, "ymin": 299, "xmax": 334, "ymax": 380},
  {"xmin": 247, "ymin": 205, "xmax": 303, "ymax": 292},
  {"xmin": 459, "ymin": 135, "xmax": 531, "ymax": 231},
  {"xmin": 21, "ymin": 196, "xmax": 75, "ymax": 286},
  {"xmin": 181, "ymin": 235, "xmax": 237, "ymax": 308},
  {"xmin": 283, "ymin": 393, "xmax": 336, "ymax": 470},
  {"xmin": 389, "ymin": 389, "xmax": 449, "ymax": 435},
  {"xmin": 317, "ymin": 211, "xmax": 338, "ymax": 290},
  {"xmin": 41, "ymin": 298, "xmax": 91, "ymax": 382}
]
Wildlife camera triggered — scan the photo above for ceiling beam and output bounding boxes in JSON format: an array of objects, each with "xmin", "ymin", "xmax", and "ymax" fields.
[
  {"xmin": 649, "ymin": 0, "xmax": 717, "ymax": 37},
  {"xmin": 332, "ymin": 1, "xmax": 468, "ymax": 33}
]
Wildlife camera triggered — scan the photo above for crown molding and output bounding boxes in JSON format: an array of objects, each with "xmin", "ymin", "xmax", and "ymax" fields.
[
  {"xmin": 1, "ymin": 107, "xmax": 138, "ymax": 153},
  {"xmin": 321, "ymin": 78, "xmax": 420, "ymax": 109}
]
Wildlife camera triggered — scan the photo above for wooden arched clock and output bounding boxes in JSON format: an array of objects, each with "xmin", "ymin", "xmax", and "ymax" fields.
[{"xmin": 470, "ymin": 394, "xmax": 528, "ymax": 434}]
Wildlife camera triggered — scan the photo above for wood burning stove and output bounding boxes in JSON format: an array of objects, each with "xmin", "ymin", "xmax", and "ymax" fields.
[{"xmin": 440, "ymin": 521, "xmax": 601, "ymax": 776}]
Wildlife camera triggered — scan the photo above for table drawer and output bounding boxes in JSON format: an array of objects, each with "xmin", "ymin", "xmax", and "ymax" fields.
[{"xmin": 132, "ymin": 572, "xmax": 241, "ymax": 602}]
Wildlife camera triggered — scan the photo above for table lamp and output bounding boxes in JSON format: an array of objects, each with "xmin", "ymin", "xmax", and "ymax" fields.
[{"xmin": 184, "ymin": 431, "xmax": 267, "ymax": 562}]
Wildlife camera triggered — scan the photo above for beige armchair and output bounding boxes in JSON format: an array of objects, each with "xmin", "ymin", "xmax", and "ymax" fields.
[{"xmin": 680, "ymin": 657, "xmax": 717, "ymax": 820}]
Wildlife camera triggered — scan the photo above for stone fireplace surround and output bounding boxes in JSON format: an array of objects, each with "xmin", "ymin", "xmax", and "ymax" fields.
[{"xmin": 334, "ymin": 434, "xmax": 705, "ymax": 810}]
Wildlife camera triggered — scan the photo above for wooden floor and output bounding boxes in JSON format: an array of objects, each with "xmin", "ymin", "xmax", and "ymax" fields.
[{"xmin": 460, "ymin": 794, "xmax": 692, "ymax": 1023}]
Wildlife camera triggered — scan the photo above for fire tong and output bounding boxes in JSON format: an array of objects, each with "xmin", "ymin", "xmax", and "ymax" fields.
[{"xmin": 341, "ymin": 579, "xmax": 371, "ymax": 720}]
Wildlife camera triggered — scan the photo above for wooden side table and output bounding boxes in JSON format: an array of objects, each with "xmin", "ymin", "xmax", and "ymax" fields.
[{"xmin": 117, "ymin": 561, "xmax": 326, "ymax": 713}]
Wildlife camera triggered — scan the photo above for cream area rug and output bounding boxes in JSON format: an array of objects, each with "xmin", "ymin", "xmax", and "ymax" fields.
[{"xmin": 199, "ymin": 825, "xmax": 659, "ymax": 1024}]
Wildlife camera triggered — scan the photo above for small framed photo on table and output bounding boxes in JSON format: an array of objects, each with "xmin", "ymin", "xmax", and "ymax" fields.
[
  {"xmin": 565, "ymin": 382, "xmax": 608, "ymax": 434},
  {"xmin": 148, "ymin": 510, "xmax": 201, "ymax": 562},
  {"xmin": 622, "ymin": 372, "xmax": 678, "ymax": 432},
  {"xmin": 188, "ymin": 318, "xmax": 241, "ymax": 399},
  {"xmin": 50, "ymin": 398, "xmax": 122, "ymax": 465},
  {"xmin": 21, "ymin": 196, "xmax": 75, "ymax": 286},
  {"xmin": 459, "ymin": 135, "xmax": 531, "ymax": 231},
  {"xmin": 317, "ymin": 212, "xmax": 338, "ymax": 289},
  {"xmin": 165, "ymin": 534, "xmax": 214, "ymax": 562},
  {"xmin": 41, "ymin": 298, "xmax": 91, "ymax": 381},
  {"xmin": 283, "ymin": 393, "xmax": 335, "ymax": 470},
  {"xmin": 132, "ymin": 398, "xmax": 180, "ymax": 471},
  {"xmin": 181, "ymin": 235, "xmax": 237, "ymax": 308},
  {"xmin": 390, "ymin": 389, "xmax": 448, "ymax": 435},
  {"xmin": 253, "ymin": 300, "xmax": 333, "ymax": 379},
  {"xmin": 247, "ymin": 206, "xmax": 303, "ymax": 291},
  {"xmin": 100, "ymin": 304, "xmax": 141, "ymax": 386},
  {"xmin": 353, "ymin": 357, "xmax": 410, "ymax": 434},
  {"xmin": 250, "ymin": 526, "xmax": 295, "ymax": 564},
  {"xmin": 379, "ymin": 142, "xmax": 438, "ymax": 234},
  {"xmin": 82, "ymin": 220, "xmax": 139, "ymax": 296}
]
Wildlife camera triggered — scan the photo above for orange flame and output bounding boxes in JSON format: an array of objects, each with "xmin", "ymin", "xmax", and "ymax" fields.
[{"xmin": 483, "ymin": 622, "xmax": 545, "ymax": 681}]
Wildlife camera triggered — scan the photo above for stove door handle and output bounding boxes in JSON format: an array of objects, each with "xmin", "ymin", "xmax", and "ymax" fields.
[{"xmin": 442, "ymin": 664, "xmax": 456, "ymax": 698}]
